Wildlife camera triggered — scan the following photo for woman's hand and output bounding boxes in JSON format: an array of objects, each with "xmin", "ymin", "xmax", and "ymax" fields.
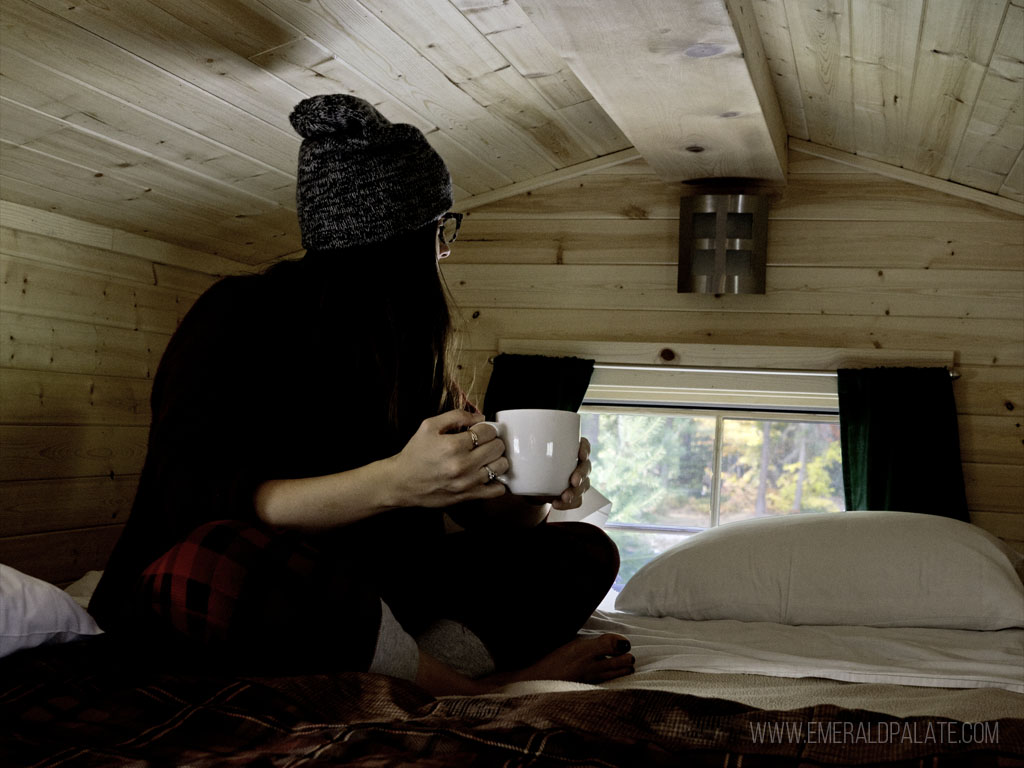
[
  {"xmin": 549, "ymin": 437, "xmax": 592, "ymax": 511},
  {"xmin": 387, "ymin": 410, "xmax": 510, "ymax": 508}
]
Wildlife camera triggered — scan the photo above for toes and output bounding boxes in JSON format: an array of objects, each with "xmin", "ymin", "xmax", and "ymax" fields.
[
  {"xmin": 593, "ymin": 633, "xmax": 631, "ymax": 657},
  {"xmin": 586, "ymin": 655, "xmax": 636, "ymax": 683}
]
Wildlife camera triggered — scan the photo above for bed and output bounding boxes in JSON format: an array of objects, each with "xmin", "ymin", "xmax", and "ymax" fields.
[{"xmin": 3, "ymin": 511, "xmax": 1022, "ymax": 766}]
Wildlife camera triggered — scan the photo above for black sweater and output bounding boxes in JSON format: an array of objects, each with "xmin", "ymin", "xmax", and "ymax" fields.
[{"xmin": 89, "ymin": 259, "xmax": 444, "ymax": 631}]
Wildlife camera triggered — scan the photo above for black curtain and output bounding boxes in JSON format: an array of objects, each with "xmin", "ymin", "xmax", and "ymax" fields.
[
  {"xmin": 837, "ymin": 366, "xmax": 968, "ymax": 521},
  {"xmin": 482, "ymin": 354, "xmax": 595, "ymax": 420}
]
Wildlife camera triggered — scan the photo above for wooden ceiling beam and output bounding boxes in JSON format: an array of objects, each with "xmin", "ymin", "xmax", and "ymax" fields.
[{"xmin": 515, "ymin": 0, "xmax": 787, "ymax": 183}]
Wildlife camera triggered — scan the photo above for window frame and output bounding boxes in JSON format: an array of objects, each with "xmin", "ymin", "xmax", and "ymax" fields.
[{"xmin": 581, "ymin": 363, "xmax": 844, "ymax": 539}]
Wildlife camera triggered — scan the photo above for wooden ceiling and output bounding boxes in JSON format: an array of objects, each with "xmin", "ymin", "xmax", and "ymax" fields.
[{"xmin": 1, "ymin": 0, "xmax": 1021, "ymax": 267}]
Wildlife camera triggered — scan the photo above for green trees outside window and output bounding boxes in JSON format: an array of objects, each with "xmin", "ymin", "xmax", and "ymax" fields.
[{"xmin": 582, "ymin": 409, "xmax": 846, "ymax": 586}]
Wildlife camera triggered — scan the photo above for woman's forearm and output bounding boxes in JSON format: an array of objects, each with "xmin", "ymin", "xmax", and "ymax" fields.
[{"xmin": 253, "ymin": 456, "xmax": 402, "ymax": 530}]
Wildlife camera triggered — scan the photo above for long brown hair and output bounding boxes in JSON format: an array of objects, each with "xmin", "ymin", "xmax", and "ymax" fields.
[{"xmin": 295, "ymin": 222, "xmax": 463, "ymax": 445}]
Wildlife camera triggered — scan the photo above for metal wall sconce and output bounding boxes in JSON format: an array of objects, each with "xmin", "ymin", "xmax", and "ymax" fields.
[{"xmin": 678, "ymin": 190, "xmax": 770, "ymax": 294}]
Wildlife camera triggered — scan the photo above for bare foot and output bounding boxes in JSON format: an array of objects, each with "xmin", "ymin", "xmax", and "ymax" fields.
[
  {"xmin": 486, "ymin": 633, "xmax": 635, "ymax": 688},
  {"xmin": 413, "ymin": 634, "xmax": 634, "ymax": 697}
]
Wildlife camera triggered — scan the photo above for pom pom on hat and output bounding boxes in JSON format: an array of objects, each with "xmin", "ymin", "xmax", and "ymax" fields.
[
  {"xmin": 289, "ymin": 94, "xmax": 389, "ymax": 140},
  {"xmin": 290, "ymin": 94, "xmax": 453, "ymax": 250}
]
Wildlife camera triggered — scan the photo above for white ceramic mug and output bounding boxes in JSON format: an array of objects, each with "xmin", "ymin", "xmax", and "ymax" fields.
[{"xmin": 484, "ymin": 409, "xmax": 581, "ymax": 496}]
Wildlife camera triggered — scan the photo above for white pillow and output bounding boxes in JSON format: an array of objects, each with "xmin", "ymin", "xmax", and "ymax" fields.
[
  {"xmin": 0, "ymin": 564, "xmax": 103, "ymax": 658},
  {"xmin": 615, "ymin": 511, "xmax": 1024, "ymax": 630}
]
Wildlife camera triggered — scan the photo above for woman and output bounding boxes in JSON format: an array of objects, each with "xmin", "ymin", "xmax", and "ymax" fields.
[{"xmin": 89, "ymin": 95, "xmax": 633, "ymax": 695}]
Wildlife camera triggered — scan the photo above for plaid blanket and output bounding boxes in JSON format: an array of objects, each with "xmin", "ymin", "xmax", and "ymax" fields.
[{"xmin": 2, "ymin": 637, "xmax": 1021, "ymax": 767}]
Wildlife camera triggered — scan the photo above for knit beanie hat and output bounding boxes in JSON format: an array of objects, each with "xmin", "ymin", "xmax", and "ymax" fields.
[{"xmin": 290, "ymin": 95, "xmax": 453, "ymax": 251}]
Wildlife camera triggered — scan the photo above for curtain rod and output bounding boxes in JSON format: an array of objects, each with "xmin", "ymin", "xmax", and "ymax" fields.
[
  {"xmin": 593, "ymin": 364, "xmax": 958, "ymax": 382},
  {"xmin": 591, "ymin": 362, "xmax": 959, "ymax": 378},
  {"xmin": 488, "ymin": 358, "xmax": 960, "ymax": 379}
]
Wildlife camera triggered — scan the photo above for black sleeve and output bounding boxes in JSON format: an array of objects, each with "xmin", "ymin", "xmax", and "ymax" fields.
[{"xmin": 144, "ymin": 276, "xmax": 274, "ymax": 540}]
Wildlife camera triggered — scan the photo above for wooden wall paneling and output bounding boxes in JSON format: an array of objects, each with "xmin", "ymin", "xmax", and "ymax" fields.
[
  {"xmin": 0, "ymin": 147, "xmax": 276, "ymax": 260},
  {"xmin": 1, "ymin": 255, "xmax": 198, "ymax": 334},
  {"xmin": 782, "ymin": 0, "xmax": 854, "ymax": 152},
  {"xmin": 900, "ymin": 0, "xmax": 1006, "ymax": 177},
  {"xmin": 787, "ymin": 151, "xmax": 871, "ymax": 174},
  {"xmin": 964, "ymin": 465, "xmax": 1024, "ymax": 515},
  {"xmin": 749, "ymin": 0, "xmax": 808, "ymax": 139},
  {"xmin": 0, "ymin": 526, "xmax": 124, "ymax": 586},
  {"xmin": 247, "ymin": 36, "xmax": 516, "ymax": 196},
  {"xmin": 450, "ymin": 146, "xmax": 1023, "ymax": 547},
  {"xmin": 467, "ymin": 167, "xmax": 1023, "ymax": 223},
  {"xmin": 950, "ymin": 2, "xmax": 1024, "ymax": 193},
  {"xmin": 724, "ymin": 0, "xmax": 790, "ymax": 178},
  {"xmin": 553, "ymin": 100, "xmax": 632, "ymax": 157},
  {"xmin": 763, "ymin": 220, "xmax": 1024, "ymax": 269},
  {"xmin": 0, "ymin": 49, "xmax": 297, "ymax": 208},
  {"xmin": 465, "ymin": 173, "xmax": 681, "ymax": 219},
  {"xmin": 789, "ymin": 139, "xmax": 1024, "ymax": 216},
  {"xmin": 0, "ymin": 200, "xmax": 114, "ymax": 251},
  {"xmin": 453, "ymin": 217, "xmax": 1024, "ymax": 269},
  {"xmin": 356, "ymin": 0, "xmax": 602, "ymax": 167},
  {"xmin": 849, "ymin": 0, "xmax": 923, "ymax": 166},
  {"xmin": 427, "ymin": 132, "xmax": 516, "ymax": 196},
  {"xmin": 2, "ymin": 226, "xmax": 222, "ymax": 297},
  {"xmin": 454, "ymin": 217, "xmax": 680, "ymax": 264},
  {"xmin": 958, "ymin": 414, "xmax": 1024, "ymax": 465},
  {"xmin": 330, "ymin": 0, "xmax": 509, "ymax": 85},
  {"xmin": 0, "ymin": 201, "xmax": 259, "ymax": 278},
  {"xmin": 7, "ymin": 104, "xmax": 288, "ymax": 220},
  {"xmin": 152, "ymin": 264, "xmax": 220, "ymax": 295},
  {"xmin": 28, "ymin": 0, "xmax": 302, "ymax": 135},
  {"xmin": 3, "ymin": 130, "xmax": 298, "ymax": 249},
  {"xmin": 455, "ymin": 149, "xmax": 643, "ymax": 211},
  {"xmin": 517, "ymin": 0, "xmax": 786, "ymax": 182},
  {"xmin": 247, "ymin": 37, "xmax": 411, "ymax": 115},
  {"xmin": 771, "ymin": 173, "xmax": 1022, "ymax": 222},
  {"xmin": 449, "ymin": 0, "xmax": 593, "ymax": 110},
  {"xmin": 144, "ymin": 0, "xmax": 303, "ymax": 60},
  {"xmin": 452, "ymin": 348, "xmax": 495, "ymax": 409},
  {"xmin": 254, "ymin": 0, "xmax": 558, "ymax": 182},
  {"xmin": 495, "ymin": 338, "xmax": 953, "ymax": 371},
  {"xmin": 1, "ymin": 312, "xmax": 168, "ymax": 380},
  {"xmin": 0, "ymin": 475, "xmax": 138, "ymax": 536},
  {"xmin": 0, "ymin": 368, "xmax": 151, "ymax": 426},
  {"xmin": 444, "ymin": 263, "xmax": 1023, "ymax": 320},
  {"xmin": 968, "ymin": 512, "xmax": 1024, "ymax": 548},
  {"xmin": 1000, "ymin": 149, "xmax": 1024, "ymax": 201},
  {"xmin": 0, "ymin": 425, "xmax": 149, "ymax": 481},
  {"xmin": 1, "ymin": 227, "xmax": 152, "ymax": 284},
  {"xmin": 455, "ymin": 66, "xmax": 596, "ymax": 167},
  {"xmin": 1, "ymin": 0, "xmax": 297, "ymax": 173},
  {"xmin": 458, "ymin": 308, "xmax": 1024, "ymax": 369},
  {"xmin": 953, "ymin": 365, "xmax": 1024, "ymax": 417}
]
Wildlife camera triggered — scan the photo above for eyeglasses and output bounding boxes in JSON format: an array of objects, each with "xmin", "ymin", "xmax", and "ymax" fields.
[{"xmin": 438, "ymin": 212, "xmax": 463, "ymax": 245}]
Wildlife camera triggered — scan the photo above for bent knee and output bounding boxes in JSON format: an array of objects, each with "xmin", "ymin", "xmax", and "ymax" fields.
[{"xmin": 547, "ymin": 521, "xmax": 620, "ymax": 583}]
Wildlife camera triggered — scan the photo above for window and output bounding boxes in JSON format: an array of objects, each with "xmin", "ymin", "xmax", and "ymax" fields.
[{"xmin": 580, "ymin": 364, "xmax": 846, "ymax": 594}]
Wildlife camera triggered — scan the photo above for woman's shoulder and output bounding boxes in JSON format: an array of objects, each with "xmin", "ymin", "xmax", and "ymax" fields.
[{"xmin": 186, "ymin": 261, "xmax": 306, "ymax": 324}]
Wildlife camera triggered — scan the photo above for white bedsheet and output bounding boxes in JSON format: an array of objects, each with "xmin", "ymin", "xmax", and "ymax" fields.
[{"xmin": 582, "ymin": 610, "xmax": 1024, "ymax": 693}]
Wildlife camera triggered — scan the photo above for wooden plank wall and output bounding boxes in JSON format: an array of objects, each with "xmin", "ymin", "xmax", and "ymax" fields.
[
  {"xmin": 0, "ymin": 202, "xmax": 239, "ymax": 584},
  {"xmin": 444, "ymin": 148, "xmax": 1024, "ymax": 551},
  {"xmin": 1, "ymin": 147, "xmax": 1021, "ymax": 586}
]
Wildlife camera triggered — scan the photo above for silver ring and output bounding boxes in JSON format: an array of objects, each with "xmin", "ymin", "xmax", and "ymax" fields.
[
  {"xmin": 485, "ymin": 466, "xmax": 497, "ymax": 483},
  {"xmin": 468, "ymin": 428, "xmax": 480, "ymax": 449}
]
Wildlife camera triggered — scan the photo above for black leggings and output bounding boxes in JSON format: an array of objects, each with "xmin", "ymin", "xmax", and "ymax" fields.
[{"xmin": 135, "ymin": 519, "xmax": 619, "ymax": 675}]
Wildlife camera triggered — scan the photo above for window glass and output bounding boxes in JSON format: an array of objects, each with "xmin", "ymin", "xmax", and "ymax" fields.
[
  {"xmin": 581, "ymin": 411, "xmax": 715, "ymax": 584},
  {"xmin": 718, "ymin": 419, "xmax": 845, "ymax": 524},
  {"xmin": 581, "ymin": 408, "xmax": 845, "ymax": 593}
]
